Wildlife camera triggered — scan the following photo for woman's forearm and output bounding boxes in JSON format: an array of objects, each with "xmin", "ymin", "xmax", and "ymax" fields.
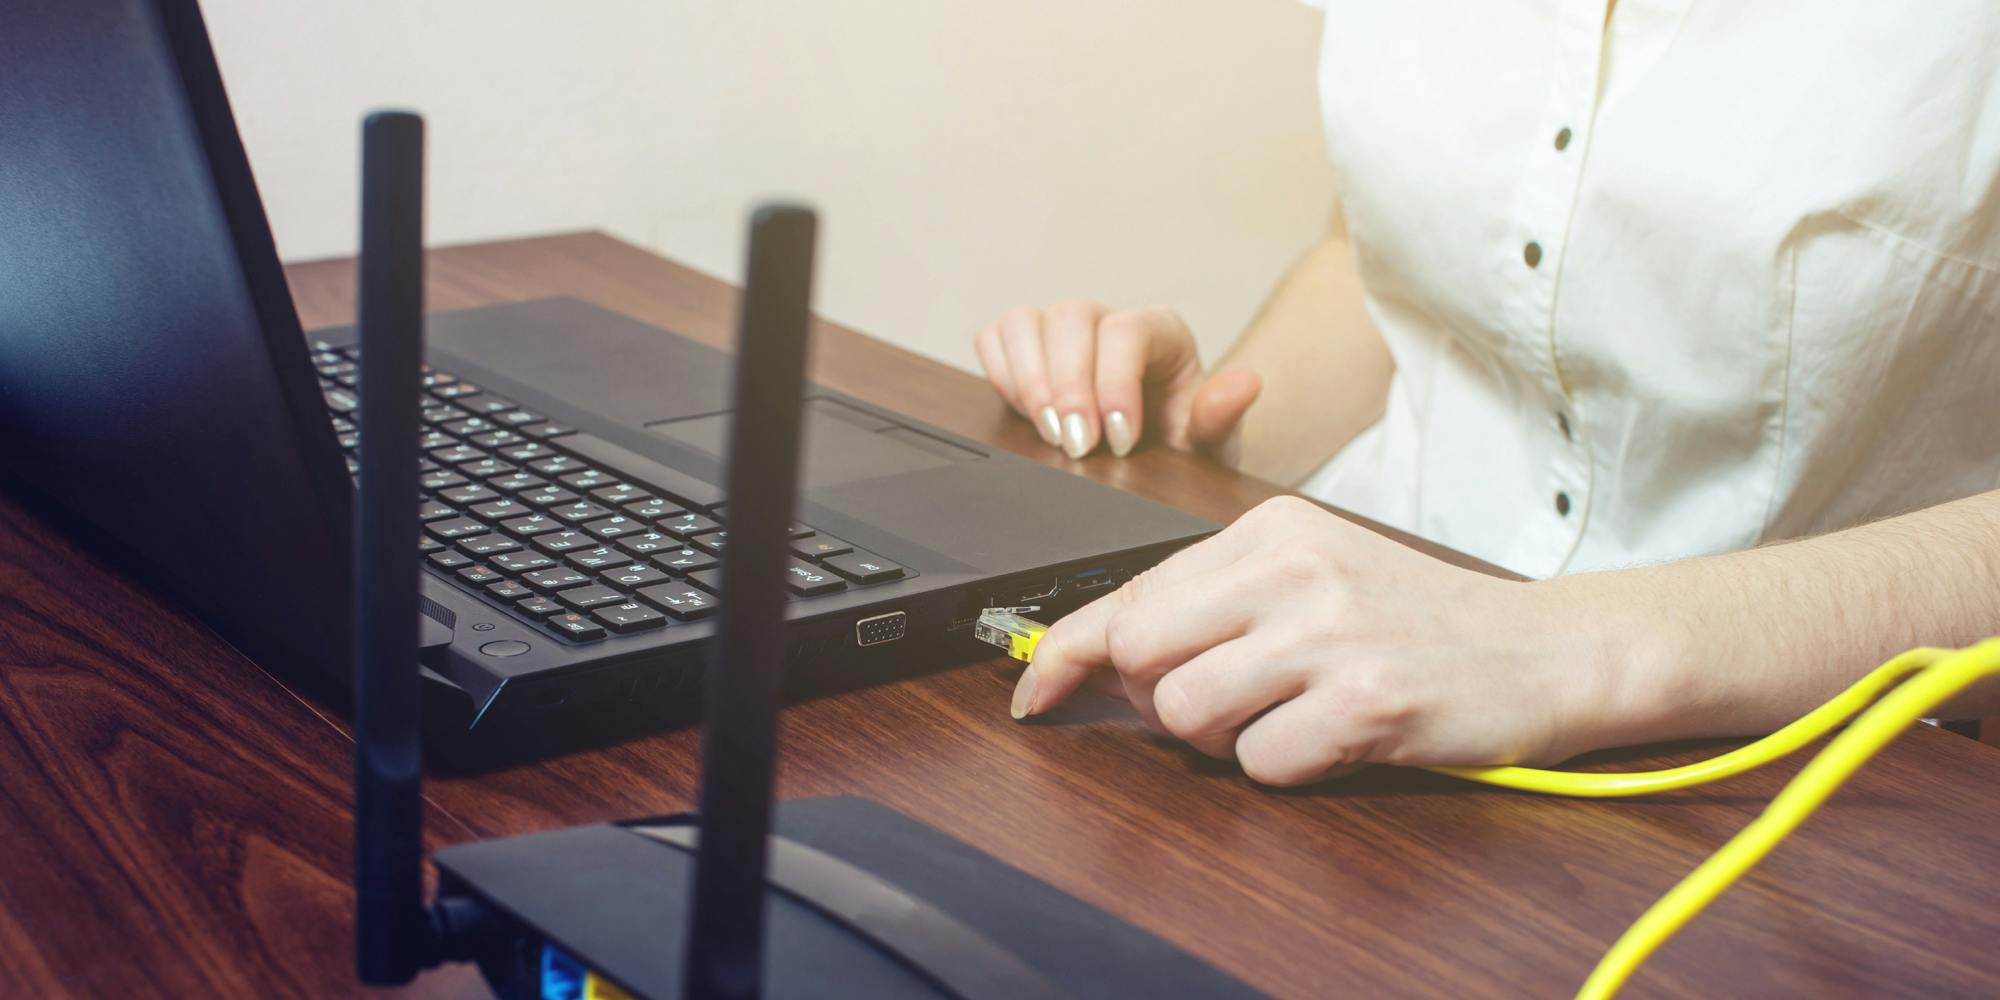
[
  {"xmin": 1221, "ymin": 229, "xmax": 1393, "ymax": 486},
  {"xmin": 1564, "ymin": 490, "xmax": 2000, "ymax": 747}
]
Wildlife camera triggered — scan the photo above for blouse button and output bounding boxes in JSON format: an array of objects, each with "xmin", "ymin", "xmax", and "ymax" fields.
[
  {"xmin": 1554, "ymin": 127, "xmax": 1573, "ymax": 151},
  {"xmin": 1523, "ymin": 241, "xmax": 1543, "ymax": 268},
  {"xmin": 1555, "ymin": 491, "xmax": 1572, "ymax": 516}
]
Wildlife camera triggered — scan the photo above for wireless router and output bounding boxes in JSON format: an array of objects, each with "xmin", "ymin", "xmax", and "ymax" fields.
[{"xmin": 348, "ymin": 111, "xmax": 1261, "ymax": 999}]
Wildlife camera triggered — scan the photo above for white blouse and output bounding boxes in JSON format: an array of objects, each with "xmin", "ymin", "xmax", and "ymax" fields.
[{"xmin": 1295, "ymin": 0, "xmax": 2000, "ymax": 578}]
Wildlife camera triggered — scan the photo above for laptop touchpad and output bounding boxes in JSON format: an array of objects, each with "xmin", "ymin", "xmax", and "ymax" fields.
[{"xmin": 647, "ymin": 399, "xmax": 982, "ymax": 490}]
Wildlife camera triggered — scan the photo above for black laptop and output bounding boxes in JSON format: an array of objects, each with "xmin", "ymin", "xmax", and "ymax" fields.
[{"xmin": 0, "ymin": 0, "xmax": 1212, "ymax": 765}]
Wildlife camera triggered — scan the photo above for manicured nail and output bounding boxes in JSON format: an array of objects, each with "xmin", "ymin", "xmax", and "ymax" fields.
[
  {"xmin": 1036, "ymin": 406, "xmax": 1063, "ymax": 446},
  {"xmin": 1061, "ymin": 412, "xmax": 1090, "ymax": 459},
  {"xmin": 1011, "ymin": 667, "xmax": 1038, "ymax": 719},
  {"xmin": 1103, "ymin": 410, "xmax": 1135, "ymax": 457}
]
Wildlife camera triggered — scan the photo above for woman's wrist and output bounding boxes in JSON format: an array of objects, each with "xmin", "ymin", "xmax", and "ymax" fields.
[{"xmin": 1530, "ymin": 566, "xmax": 1719, "ymax": 758}]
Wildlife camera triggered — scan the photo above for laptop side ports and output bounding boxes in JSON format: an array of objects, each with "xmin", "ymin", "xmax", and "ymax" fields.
[{"xmin": 855, "ymin": 611, "xmax": 908, "ymax": 647}]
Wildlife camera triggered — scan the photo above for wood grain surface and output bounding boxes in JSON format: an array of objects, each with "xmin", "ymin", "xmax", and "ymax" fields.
[{"xmin": 2, "ymin": 232, "xmax": 1996, "ymax": 998}]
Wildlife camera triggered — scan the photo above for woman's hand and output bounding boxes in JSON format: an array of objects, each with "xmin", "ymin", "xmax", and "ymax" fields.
[
  {"xmin": 1011, "ymin": 496, "xmax": 1638, "ymax": 786},
  {"xmin": 972, "ymin": 301, "xmax": 1262, "ymax": 459}
]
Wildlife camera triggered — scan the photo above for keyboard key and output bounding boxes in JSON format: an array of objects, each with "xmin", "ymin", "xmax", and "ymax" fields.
[
  {"xmin": 823, "ymin": 550, "xmax": 905, "ymax": 584},
  {"xmin": 589, "ymin": 483, "xmax": 651, "ymax": 507},
  {"xmin": 556, "ymin": 584, "xmax": 628, "ymax": 611},
  {"xmin": 791, "ymin": 535, "xmax": 853, "ymax": 559},
  {"xmin": 516, "ymin": 595, "xmax": 565, "ymax": 617},
  {"xmin": 521, "ymin": 422, "xmax": 574, "ymax": 439},
  {"xmin": 516, "ymin": 485, "xmax": 581, "ymax": 508},
  {"xmin": 337, "ymin": 431, "xmax": 361, "ymax": 451},
  {"xmin": 783, "ymin": 560, "xmax": 845, "ymax": 596},
  {"xmin": 420, "ymin": 371, "xmax": 457, "ymax": 389},
  {"xmin": 600, "ymin": 564, "xmax": 670, "ymax": 589},
  {"xmin": 615, "ymin": 531, "xmax": 677, "ymax": 556},
  {"xmin": 330, "ymin": 415, "xmax": 355, "ymax": 433},
  {"xmin": 693, "ymin": 531, "xmax": 728, "ymax": 556},
  {"xmin": 623, "ymin": 498, "xmax": 686, "ymax": 520},
  {"xmin": 469, "ymin": 430, "xmax": 527, "ymax": 449},
  {"xmin": 638, "ymin": 584, "xmax": 718, "ymax": 620},
  {"xmin": 686, "ymin": 568, "xmax": 723, "ymax": 594},
  {"xmin": 487, "ymin": 580, "xmax": 534, "ymax": 601},
  {"xmin": 432, "ymin": 381, "xmax": 480, "ymax": 399},
  {"xmin": 421, "ymin": 404, "xmax": 461, "ymax": 425},
  {"xmin": 418, "ymin": 534, "xmax": 444, "ymax": 553},
  {"xmin": 500, "ymin": 513, "xmax": 562, "ymax": 537},
  {"xmin": 498, "ymin": 441, "xmax": 561, "ymax": 463},
  {"xmin": 417, "ymin": 430, "xmax": 459, "ymax": 452},
  {"xmin": 547, "ymin": 612, "xmax": 606, "ymax": 641},
  {"xmin": 564, "ymin": 546, "xmax": 629, "ymax": 571},
  {"xmin": 428, "ymin": 550, "xmax": 472, "ymax": 570},
  {"xmin": 487, "ymin": 471, "xmax": 548, "ymax": 494},
  {"xmin": 524, "ymin": 567, "xmax": 592, "ymax": 590},
  {"xmin": 491, "ymin": 551, "xmax": 556, "ymax": 574},
  {"xmin": 457, "ymin": 563, "xmax": 504, "ymax": 586},
  {"xmin": 532, "ymin": 529, "xmax": 595, "ymax": 553},
  {"xmin": 550, "ymin": 500, "xmax": 614, "ymax": 524},
  {"xmin": 652, "ymin": 547, "xmax": 718, "ymax": 575},
  {"xmin": 528, "ymin": 455, "xmax": 590, "ymax": 476},
  {"xmin": 441, "ymin": 417, "xmax": 501, "ymax": 437},
  {"xmin": 594, "ymin": 601, "xmax": 667, "ymax": 634},
  {"xmin": 658, "ymin": 512, "xmax": 721, "ymax": 539},
  {"xmin": 427, "ymin": 517, "xmax": 487, "ymax": 539},
  {"xmin": 583, "ymin": 515, "xmax": 643, "ymax": 539},
  {"xmin": 460, "ymin": 458, "xmax": 518, "ymax": 480},
  {"xmin": 454, "ymin": 394, "xmax": 518, "ymax": 416},
  {"xmin": 471, "ymin": 498, "xmax": 531, "ymax": 520},
  {"xmin": 420, "ymin": 469, "xmax": 467, "ymax": 491},
  {"xmin": 438, "ymin": 483, "xmax": 501, "ymax": 506},
  {"xmin": 323, "ymin": 387, "xmax": 359, "ymax": 413},
  {"xmin": 558, "ymin": 470, "xmax": 619, "ymax": 492},
  {"xmin": 456, "ymin": 534, "xmax": 522, "ymax": 558},
  {"xmin": 418, "ymin": 499, "xmax": 457, "ymax": 522},
  {"xmin": 499, "ymin": 408, "xmax": 545, "ymax": 426},
  {"xmin": 789, "ymin": 522, "xmax": 816, "ymax": 539},
  {"xmin": 430, "ymin": 444, "xmax": 487, "ymax": 465}
]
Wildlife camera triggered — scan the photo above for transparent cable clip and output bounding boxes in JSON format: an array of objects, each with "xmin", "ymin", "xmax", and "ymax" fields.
[{"xmin": 974, "ymin": 607, "xmax": 1047, "ymax": 664}]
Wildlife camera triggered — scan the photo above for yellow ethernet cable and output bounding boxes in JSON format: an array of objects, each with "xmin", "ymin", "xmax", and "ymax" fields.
[
  {"xmin": 991, "ymin": 614, "xmax": 2000, "ymax": 1000},
  {"xmin": 1428, "ymin": 645, "xmax": 1952, "ymax": 797},
  {"xmin": 1542, "ymin": 639, "xmax": 2000, "ymax": 999}
]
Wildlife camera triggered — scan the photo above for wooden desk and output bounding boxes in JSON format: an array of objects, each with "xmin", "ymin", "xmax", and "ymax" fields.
[{"xmin": 3, "ymin": 233, "xmax": 1997, "ymax": 998}]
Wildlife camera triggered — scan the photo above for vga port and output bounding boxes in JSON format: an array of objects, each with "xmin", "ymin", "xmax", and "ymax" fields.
[{"xmin": 856, "ymin": 611, "xmax": 908, "ymax": 647}]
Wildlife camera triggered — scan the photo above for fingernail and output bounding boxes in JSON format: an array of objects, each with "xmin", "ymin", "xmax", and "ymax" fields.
[
  {"xmin": 1011, "ymin": 667, "xmax": 1038, "ymax": 719},
  {"xmin": 1103, "ymin": 410, "xmax": 1135, "ymax": 457},
  {"xmin": 1036, "ymin": 406, "xmax": 1062, "ymax": 446},
  {"xmin": 1061, "ymin": 412, "xmax": 1090, "ymax": 459}
]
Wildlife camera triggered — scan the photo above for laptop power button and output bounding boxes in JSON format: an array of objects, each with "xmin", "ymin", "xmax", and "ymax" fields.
[{"xmin": 478, "ymin": 639, "xmax": 532, "ymax": 657}]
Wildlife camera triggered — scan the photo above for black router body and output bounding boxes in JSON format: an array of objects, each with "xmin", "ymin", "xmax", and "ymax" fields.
[{"xmin": 348, "ymin": 114, "xmax": 1261, "ymax": 998}]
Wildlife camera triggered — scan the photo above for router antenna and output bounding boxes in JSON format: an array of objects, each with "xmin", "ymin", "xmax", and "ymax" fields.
[
  {"xmin": 684, "ymin": 205, "xmax": 818, "ymax": 1000},
  {"xmin": 352, "ymin": 110, "xmax": 435, "ymax": 985}
]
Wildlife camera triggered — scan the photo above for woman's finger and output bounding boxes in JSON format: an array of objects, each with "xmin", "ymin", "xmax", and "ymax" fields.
[
  {"xmin": 998, "ymin": 307, "xmax": 1060, "ymax": 447},
  {"xmin": 1041, "ymin": 300, "xmax": 1103, "ymax": 458}
]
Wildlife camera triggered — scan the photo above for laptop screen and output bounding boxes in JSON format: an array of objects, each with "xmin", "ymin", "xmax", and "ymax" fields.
[{"xmin": 0, "ymin": 0, "xmax": 353, "ymax": 680}]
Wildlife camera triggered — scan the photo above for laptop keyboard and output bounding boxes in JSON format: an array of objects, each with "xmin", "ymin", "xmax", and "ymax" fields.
[{"xmin": 311, "ymin": 340, "xmax": 908, "ymax": 643}]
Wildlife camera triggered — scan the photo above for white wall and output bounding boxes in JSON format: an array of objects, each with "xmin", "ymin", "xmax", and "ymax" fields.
[{"xmin": 202, "ymin": 1, "xmax": 1333, "ymax": 372}]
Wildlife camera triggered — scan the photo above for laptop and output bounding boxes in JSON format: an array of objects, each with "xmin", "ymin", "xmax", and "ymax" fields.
[{"xmin": 0, "ymin": 0, "xmax": 1212, "ymax": 765}]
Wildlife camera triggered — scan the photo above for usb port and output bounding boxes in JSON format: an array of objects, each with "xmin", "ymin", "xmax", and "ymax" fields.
[
  {"xmin": 856, "ymin": 611, "xmax": 907, "ymax": 647},
  {"xmin": 1067, "ymin": 567, "xmax": 1116, "ymax": 594}
]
